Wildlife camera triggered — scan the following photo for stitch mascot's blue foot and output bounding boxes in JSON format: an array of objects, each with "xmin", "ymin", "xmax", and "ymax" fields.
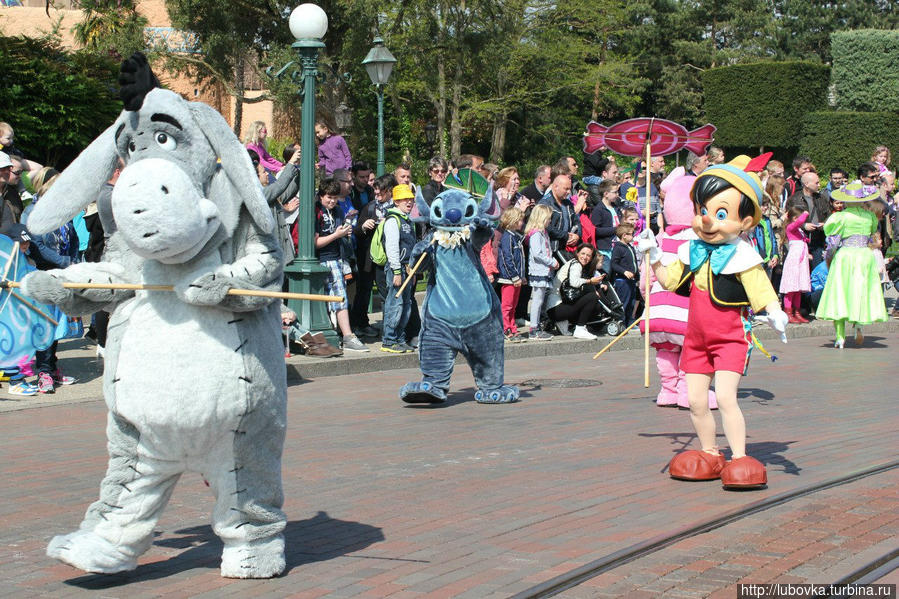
[
  {"xmin": 400, "ymin": 381, "xmax": 446, "ymax": 404},
  {"xmin": 474, "ymin": 385, "xmax": 520, "ymax": 404},
  {"xmin": 401, "ymin": 183, "xmax": 519, "ymax": 405}
]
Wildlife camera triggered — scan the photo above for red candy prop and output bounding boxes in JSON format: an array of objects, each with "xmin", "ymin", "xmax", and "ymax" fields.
[{"xmin": 583, "ymin": 118, "xmax": 716, "ymax": 158}]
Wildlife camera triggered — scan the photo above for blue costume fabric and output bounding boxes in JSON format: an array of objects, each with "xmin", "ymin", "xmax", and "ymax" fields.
[{"xmin": 399, "ymin": 188, "xmax": 519, "ymax": 404}]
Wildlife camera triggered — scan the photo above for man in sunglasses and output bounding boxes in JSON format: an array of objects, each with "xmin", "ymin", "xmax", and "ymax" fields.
[
  {"xmin": 857, "ymin": 162, "xmax": 881, "ymax": 187},
  {"xmin": 422, "ymin": 156, "xmax": 449, "ymax": 206}
]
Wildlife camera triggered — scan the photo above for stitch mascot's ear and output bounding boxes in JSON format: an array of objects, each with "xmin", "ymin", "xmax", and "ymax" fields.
[
  {"xmin": 411, "ymin": 185, "xmax": 430, "ymax": 223},
  {"xmin": 119, "ymin": 52, "xmax": 161, "ymax": 112},
  {"xmin": 479, "ymin": 182, "xmax": 501, "ymax": 221}
]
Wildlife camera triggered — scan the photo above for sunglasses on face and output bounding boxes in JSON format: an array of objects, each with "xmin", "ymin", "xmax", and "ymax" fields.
[{"xmin": 432, "ymin": 169, "xmax": 447, "ymax": 174}]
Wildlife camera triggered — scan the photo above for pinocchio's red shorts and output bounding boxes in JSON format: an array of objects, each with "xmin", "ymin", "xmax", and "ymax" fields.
[{"xmin": 680, "ymin": 287, "xmax": 750, "ymax": 375}]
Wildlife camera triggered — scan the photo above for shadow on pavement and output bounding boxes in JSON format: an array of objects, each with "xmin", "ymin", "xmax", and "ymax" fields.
[
  {"xmin": 747, "ymin": 440, "xmax": 801, "ymax": 475},
  {"xmin": 738, "ymin": 386, "xmax": 777, "ymax": 404},
  {"xmin": 818, "ymin": 336, "xmax": 888, "ymax": 349},
  {"xmin": 57, "ymin": 338, "xmax": 103, "ymax": 386},
  {"xmin": 62, "ymin": 510, "xmax": 384, "ymax": 588}
]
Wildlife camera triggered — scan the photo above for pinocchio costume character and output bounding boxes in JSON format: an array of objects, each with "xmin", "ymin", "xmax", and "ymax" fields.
[{"xmin": 637, "ymin": 159, "xmax": 789, "ymax": 489}]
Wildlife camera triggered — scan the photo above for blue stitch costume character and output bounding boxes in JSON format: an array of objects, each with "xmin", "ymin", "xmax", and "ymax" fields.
[{"xmin": 399, "ymin": 186, "xmax": 519, "ymax": 405}]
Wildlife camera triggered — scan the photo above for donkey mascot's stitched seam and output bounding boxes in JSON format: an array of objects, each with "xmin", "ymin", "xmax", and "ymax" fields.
[
  {"xmin": 399, "ymin": 186, "xmax": 519, "ymax": 405},
  {"xmin": 21, "ymin": 54, "xmax": 288, "ymax": 578}
]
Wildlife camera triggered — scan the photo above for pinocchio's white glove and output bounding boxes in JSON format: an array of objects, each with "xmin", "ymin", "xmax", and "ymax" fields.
[
  {"xmin": 765, "ymin": 309, "xmax": 789, "ymax": 344},
  {"xmin": 635, "ymin": 228, "xmax": 662, "ymax": 264}
]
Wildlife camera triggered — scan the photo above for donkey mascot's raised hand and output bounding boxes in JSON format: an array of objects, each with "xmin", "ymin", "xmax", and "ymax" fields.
[{"xmin": 22, "ymin": 53, "xmax": 288, "ymax": 578}]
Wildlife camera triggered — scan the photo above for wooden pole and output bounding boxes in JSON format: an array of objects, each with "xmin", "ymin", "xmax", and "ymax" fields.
[
  {"xmin": 1, "ymin": 242, "xmax": 18, "ymax": 282},
  {"xmin": 0, "ymin": 242, "xmax": 59, "ymax": 324},
  {"xmin": 643, "ymin": 121, "xmax": 653, "ymax": 388},
  {"xmin": 8, "ymin": 290, "xmax": 59, "ymax": 326},
  {"xmin": 394, "ymin": 252, "xmax": 427, "ymax": 298},
  {"xmin": 394, "ymin": 242, "xmax": 434, "ymax": 298},
  {"xmin": 1, "ymin": 281, "xmax": 341, "ymax": 303},
  {"xmin": 591, "ymin": 317, "xmax": 642, "ymax": 359}
]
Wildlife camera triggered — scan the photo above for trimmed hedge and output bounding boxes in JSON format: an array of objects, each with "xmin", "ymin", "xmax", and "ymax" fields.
[
  {"xmin": 0, "ymin": 35, "xmax": 121, "ymax": 169},
  {"xmin": 702, "ymin": 62, "xmax": 830, "ymax": 149},
  {"xmin": 831, "ymin": 30, "xmax": 899, "ymax": 112},
  {"xmin": 799, "ymin": 111, "xmax": 899, "ymax": 176}
]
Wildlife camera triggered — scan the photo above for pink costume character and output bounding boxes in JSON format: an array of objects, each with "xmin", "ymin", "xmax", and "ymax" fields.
[{"xmin": 640, "ymin": 169, "xmax": 717, "ymax": 409}]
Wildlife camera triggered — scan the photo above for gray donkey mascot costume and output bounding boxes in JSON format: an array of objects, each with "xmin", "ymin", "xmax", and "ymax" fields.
[{"xmin": 22, "ymin": 54, "xmax": 288, "ymax": 578}]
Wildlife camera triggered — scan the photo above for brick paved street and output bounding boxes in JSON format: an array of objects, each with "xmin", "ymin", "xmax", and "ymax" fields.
[
  {"xmin": 1, "ymin": 329, "xmax": 897, "ymax": 597},
  {"xmin": 558, "ymin": 474, "xmax": 898, "ymax": 598}
]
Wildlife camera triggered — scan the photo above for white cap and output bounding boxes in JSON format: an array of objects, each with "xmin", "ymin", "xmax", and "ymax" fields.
[{"xmin": 0, "ymin": 152, "xmax": 11, "ymax": 169}]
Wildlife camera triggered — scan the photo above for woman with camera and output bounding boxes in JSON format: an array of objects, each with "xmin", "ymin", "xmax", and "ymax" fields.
[{"xmin": 546, "ymin": 243, "xmax": 607, "ymax": 340}]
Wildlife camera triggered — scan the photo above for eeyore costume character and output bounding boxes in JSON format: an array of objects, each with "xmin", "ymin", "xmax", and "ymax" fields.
[
  {"xmin": 21, "ymin": 54, "xmax": 287, "ymax": 578},
  {"xmin": 399, "ymin": 186, "xmax": 519, "ymax": 404}
]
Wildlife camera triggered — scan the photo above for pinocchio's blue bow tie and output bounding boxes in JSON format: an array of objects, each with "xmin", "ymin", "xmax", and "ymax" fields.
[{"xmin": 689, "ymin": 240, "xmax": 737, "ymax": 274}]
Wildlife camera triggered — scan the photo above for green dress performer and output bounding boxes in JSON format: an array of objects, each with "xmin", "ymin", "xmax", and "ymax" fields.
[{"xmin": 815, "ymin": 183, "xmax": 887, "ymax": 348}]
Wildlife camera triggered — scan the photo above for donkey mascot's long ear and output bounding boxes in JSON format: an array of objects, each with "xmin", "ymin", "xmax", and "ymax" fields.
[
  {"xmin": 25, "ymin": 126, "xmax": 119, "ymax": 235},
  {"xmin": 26, "ymin": 52, "xmax": 273, "ymax": 237},
  {"xmin": 188, "ymin": 101, "xmax": 274, "ymax": 235}
]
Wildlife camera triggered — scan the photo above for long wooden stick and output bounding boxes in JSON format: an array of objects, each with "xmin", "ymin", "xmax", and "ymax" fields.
[
  {"xmin": 394, "ymin": 243, "xmax": 435, "ymax": 298},
  {"xmin": 591, "ymin": 317, "xmax": 642, "ymax": 359},
  {"xmin": 1, "ymin": 242, "xmax": 18, "ymax": 282},
  {"xmin": 9, "ymin": 289, "xmax": 59, "ymax": 326},
  {"xmin": 0, "ymin": 244, "xmax": 59, "ymax": 325},
  {"xmin": 394, "ymin": 251, "xmax": 428, "ymax": 298},
  {"xmin": 643, "ymin": 122, "xmax": 653, "ymax": 388},
  {"xmin": 1, "ymin": 281, "xmax": 341, "ymax": 303}
]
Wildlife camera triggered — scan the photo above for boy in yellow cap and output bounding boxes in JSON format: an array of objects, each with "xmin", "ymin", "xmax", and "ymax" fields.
[
  {"xmin": 637, "ymin": 159, "xmax": 789, "ymax": 490},
  {"xmin": 380, "ymin": 184, "xmax": 418, "ymax": 353}
]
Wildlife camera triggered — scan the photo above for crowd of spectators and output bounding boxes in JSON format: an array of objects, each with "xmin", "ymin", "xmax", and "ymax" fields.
[
  {"xmin": 3, "ymin": 113, "xmax": 896, "ymax": 364},
  {"xmin": 276, "ymin": 138, "xmax": 896, "ymax": 356}
]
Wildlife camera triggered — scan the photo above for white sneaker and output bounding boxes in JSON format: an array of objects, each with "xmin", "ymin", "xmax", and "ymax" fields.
[
  {"xmin": 342, "ymin": 335, "xmax": 369, "ymax": 352},
  {"xmin": 96, "ymin": 345, "xmax": 105, "ymax": 359},
  {"xmin": 572, "ymin": 325, "xmax": 597, "ymax": 340}
]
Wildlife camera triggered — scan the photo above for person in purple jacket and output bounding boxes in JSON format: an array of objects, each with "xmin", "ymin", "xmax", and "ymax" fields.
[
  {"xmin": 242, "ymin": 121, "xmax": 284, "ymax": 175},
  {"xmin": 315, "ymin": 121, "xmax": 353, "ymax": 177}
]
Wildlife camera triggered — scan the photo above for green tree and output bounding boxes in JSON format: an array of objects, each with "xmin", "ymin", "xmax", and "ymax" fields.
[
  {"xmin": 625, "ymin": 0, "xmax": 779, "ymax": 126},
  {"xmin": 0, "ymin": 34, "xmax": 121, "ymax": 168},
  {"xmin": 162, "ymin": 0, "xmax": 296, "ymax": 134},
  {"xmin": 73, "ymin": 0, "xmax": 147, "ymax": 60},
  {"xmin": 773, "ymin": 0, "xmax": 899, "ymax": 63}
]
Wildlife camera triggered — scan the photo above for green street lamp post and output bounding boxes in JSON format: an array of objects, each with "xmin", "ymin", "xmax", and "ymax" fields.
[
  {"xmin": 275, "ymin": 3, "xmax": 338, "ymax": 347},
  {"xmin": 362, "ymin": 37, "xmax": 396, "ymax": 177}
]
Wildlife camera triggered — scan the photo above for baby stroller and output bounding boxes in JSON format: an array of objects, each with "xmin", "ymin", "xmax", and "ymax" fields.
[{"xmin": 585, "ymin": 281, "xmax": 627, "ymax": 336}]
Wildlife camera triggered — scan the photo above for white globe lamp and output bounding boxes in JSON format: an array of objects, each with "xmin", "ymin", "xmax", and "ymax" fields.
[{"xmin": 289, "ymin": 3, "xmax": 328, "ymax": 42}]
